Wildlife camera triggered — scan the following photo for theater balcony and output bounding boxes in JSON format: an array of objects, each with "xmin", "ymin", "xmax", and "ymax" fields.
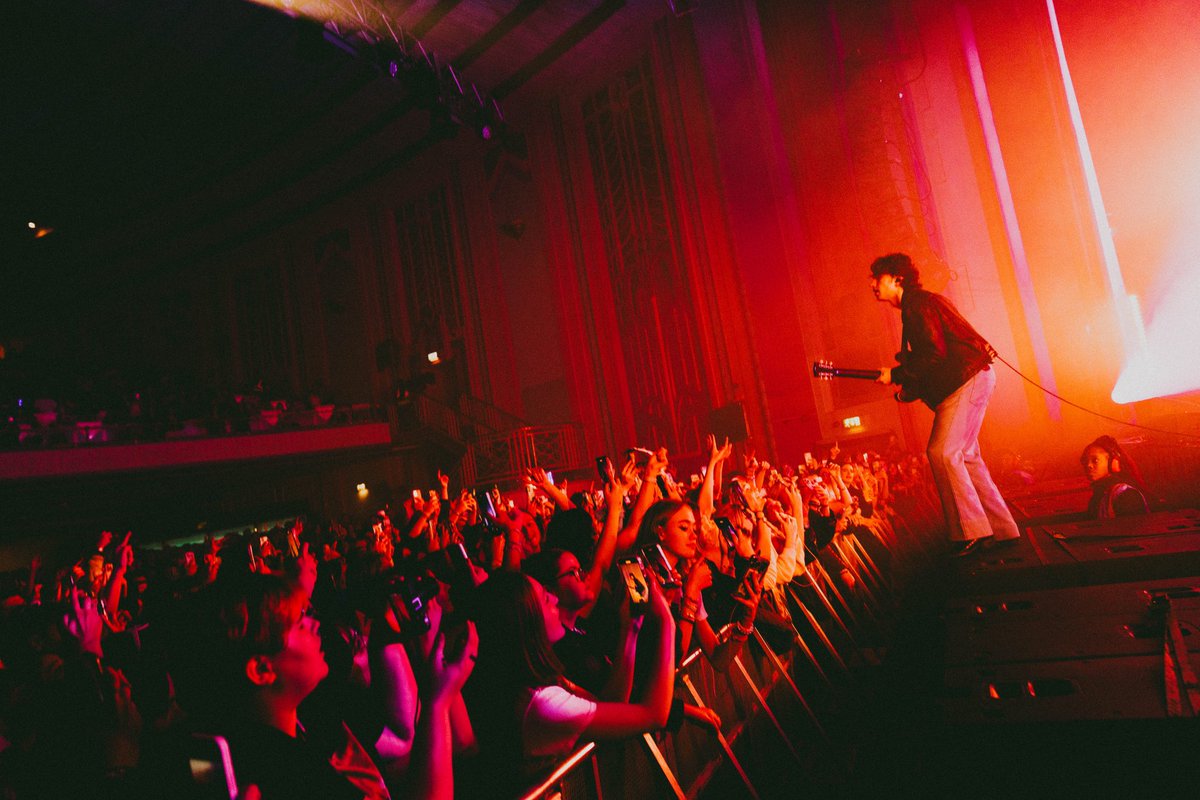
[{"xmin": 0, "ymin": 397, "xmax": 584, "ymax": 561}]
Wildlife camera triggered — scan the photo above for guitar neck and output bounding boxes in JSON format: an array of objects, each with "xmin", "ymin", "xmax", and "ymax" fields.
[{"xmin": 812, "ymin": 362, "xmax": 882, "ymax": 381}]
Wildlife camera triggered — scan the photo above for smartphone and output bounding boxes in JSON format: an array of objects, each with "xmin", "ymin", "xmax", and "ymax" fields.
[
  {"xmin": 616, "ymin": 557, "xmax": 651, "ymax": 615},
  {"xmin": 595, "ymin": 455, "xmax": 613, "ymax": 483},
  {"xmin": 735, "ymin": 555, "xmax": 770, "ymax": 581},
  {"xmin": 412, "ymin": 489, "xmax": 422, "ymax": 501},
  {"xmin": 714, "ymin": 516, "xmax": 738, "ymax": 550},
  {"xmin": 734, "ymin": 566, "xmax": 761, "ymax": 604},
  {"xmin": 545, "ymin": 470, "xmax": 554, "ymax": 485},
  {"xmin": 641, "ymin": 544, "xmax": 680, "ymax": 589},
  {"xmin": 655, "ymin": 474, "xmax": 669, "ymax": 497},
  {"xmin": 729, "ymin": 481, "xmax": 750, "ymax": 511},
  {"xmin": 385, "ymin": 571, "xmax": 434, "ymax": 640},
  {"xmin": 188, "ymin": 734, "xmax": 238, "ymax": 800}
]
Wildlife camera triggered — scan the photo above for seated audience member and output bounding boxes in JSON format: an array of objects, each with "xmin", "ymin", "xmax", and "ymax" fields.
[
  {"xmin": 464, "ymin": 570, "xmax": 675, "ymax": 795},
  {"xmin": 1080, "ymin": 435, "xmax": 1149, "ymax": 518}
]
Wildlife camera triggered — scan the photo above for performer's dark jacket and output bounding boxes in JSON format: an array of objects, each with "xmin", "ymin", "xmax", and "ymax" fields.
[{"xmin": 891, "ymin": 287, "xmax": 994, "ymax": 409}]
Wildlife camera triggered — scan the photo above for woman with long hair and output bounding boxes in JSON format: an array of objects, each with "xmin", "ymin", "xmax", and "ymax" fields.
[
  {"xmin": 635, "ymin": 500, "xmax": 760, "ymax": 671},
  {"xmin": 464, "ymin": 569, "xmax": 675, "ymax": 793}
]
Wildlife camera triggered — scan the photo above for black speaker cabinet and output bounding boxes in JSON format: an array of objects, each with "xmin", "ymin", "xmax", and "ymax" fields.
[{"xmin": 941, "ymin": 655, "xmax": 1172, "ymax": 723}]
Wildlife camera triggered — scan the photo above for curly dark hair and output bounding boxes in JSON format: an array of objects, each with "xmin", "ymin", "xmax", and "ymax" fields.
[{"xmin": 869, "ymin": 252, "xmax": 922, "ymax": 288}]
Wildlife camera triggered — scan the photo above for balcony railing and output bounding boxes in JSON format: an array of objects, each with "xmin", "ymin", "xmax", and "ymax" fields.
[{"xmin": 461, "ymin": 424, "xmax": 584, "ymax": 487}]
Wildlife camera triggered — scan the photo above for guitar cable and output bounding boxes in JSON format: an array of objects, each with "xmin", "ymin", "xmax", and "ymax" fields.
[{"xmin": 990, "ymin": 351, "xmax": 1200, "ymax": 443}]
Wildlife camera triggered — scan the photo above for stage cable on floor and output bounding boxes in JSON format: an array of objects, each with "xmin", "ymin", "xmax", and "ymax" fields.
[{"xmin": 990, "ymin": 351, "xmax": 1200, "ymax": 443}]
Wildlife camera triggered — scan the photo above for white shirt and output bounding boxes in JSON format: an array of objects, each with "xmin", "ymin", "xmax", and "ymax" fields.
[{"xmin": 521, "ymin": 685, "xmax": 597, "ymax": 758}]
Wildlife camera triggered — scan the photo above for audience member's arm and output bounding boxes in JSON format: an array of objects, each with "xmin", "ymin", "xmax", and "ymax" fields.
[
  {"xmin": 407, "ymin": 494, "xmax": 440, "ymax": 540},
  {"xmin": 104, "ymin": 533, "xmax": 133, "ymax": 620},
  {"xmin": 582, "ymin": 581, "xmax": 675, "ymax": 735},
  {"xmin": 584, "ymin": 460, "xmax": 636, "ymax": 613},
  {"xmin": 374, "ymin": 642, "xmax": 418, "ymax": 763},
  {"xmin": 829, "ymin": 468, "xmax": 853, "ymax": 509},
  {"xmin": 773, "ymin": 512, "xmax": 801, "ymax": 584},
  {"xmin": 618, "ymin": 448, "xmax": 668, "ymax": 553},
  {"xmin": 409, "ymin": 623, "xmax": 478, "ymax": 800},
  {"xmin": 679, "ymin": 560, "xmax": 711, "ymax": 657},
  {"xmin": 698, "ymin": 435, "xmax": 732, "ymax": 520},
  {"xmin": 528, "ymin": 467, "xmax": 575, "ymax": 511},
  {"xmin": 741, "ymin": 483, "xmax": 773, "ymax": 562},
  {"xmin": 500, "ymin": 508, "xmax": 532, "ymax": 571},
  {"xmin": 697, "ymin": 571, "xmax": 762, "ymax": 673},
  {"xmin": 598, "ymin": 592, "xmax": 644, "ymax": 702},
  {"xmin": 280, "ymin": 542, "xmax": 319, "ymax": 602},
  {"xmin": 27, "ymin": 553, "xmax": 41, "ymax": 603},
  {"xmin": 63, "ymin": 584, "xmax": 104, "ymax": 660}
]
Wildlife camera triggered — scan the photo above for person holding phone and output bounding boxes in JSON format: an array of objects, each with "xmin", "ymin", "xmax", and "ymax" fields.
[
  {"xmin": 464, "ymin": 569, "xmax": 676, "ymax": 794},
  {"xmin": 174, "ymin": 573, "xmax": 476, "ymax": 800},
  {"xmin": 635, "ymin": 501, "xmax": 761, "ymax": 671}
]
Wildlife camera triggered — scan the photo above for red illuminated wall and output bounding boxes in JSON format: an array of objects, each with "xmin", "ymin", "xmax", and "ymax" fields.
[{"xmin": 76, "ymin": 0, "xmax": 1200, "ymax": 474}]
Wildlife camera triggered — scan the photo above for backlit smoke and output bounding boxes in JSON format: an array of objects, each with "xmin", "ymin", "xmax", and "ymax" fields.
[{"xmin": 1111, "ymin": 215, "xmax": 1200, "ymax": 404}]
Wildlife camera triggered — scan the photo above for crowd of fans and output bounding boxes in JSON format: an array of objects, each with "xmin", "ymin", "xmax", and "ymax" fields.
[{"xmin": 0, "ymin": 434, "xmax": 941, "ymax": 798}]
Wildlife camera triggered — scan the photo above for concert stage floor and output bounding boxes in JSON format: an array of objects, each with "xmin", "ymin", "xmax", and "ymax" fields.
[{"xmin": 848, "ymin": 509, "xmax": 1200, "ymax": 799}]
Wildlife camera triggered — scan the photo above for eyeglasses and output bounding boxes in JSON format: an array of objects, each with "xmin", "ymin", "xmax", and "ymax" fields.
[{"xmin": 555, "ymin": 566, "xmax": 585, "ymax": 582}]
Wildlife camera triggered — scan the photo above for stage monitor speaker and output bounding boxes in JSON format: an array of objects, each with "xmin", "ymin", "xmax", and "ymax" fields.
[
  {"xmin": 952, "ymin": 509, "xmax": 1200, "ymax": 595},
  {"xmin": 945, "ymin": 576, "xmax": 1200, "ymax": 622},
  {"xmin": 943, "ymin": 603, "xmax": 1200, "ymax": 666},
  {"xmin": 941, "ymin": 655, "xmax": 1169, "ymax": 723},
  {"xmin": 708, "ymin": 401, "xmax": 749, "ymax": 443}
]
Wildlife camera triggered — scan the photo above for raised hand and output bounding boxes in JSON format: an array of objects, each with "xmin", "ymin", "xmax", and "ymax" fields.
[
  {"xmin": 616, "ymin": 457, "xmax": 639, "ymax": 494},
  {"xmin": 63, "ymin": 585, "xmax": 104, "ymax": 658},
  {"xmin": 684, "ymin": 559, "xmax": 713, "ymax": 599},
  {"xmin": 526, "ymin": 466, "xmax": 552, "ymax": 488},
  {"xmin": 427, "ymin": 621, "xmax": 478, "ymax": 703},
  {"xmin": 731, "ymin": 569, "xmax": 763, "ymax": 616},
  {"xmin": 646, "ymin": 446, "xmax": 669, "ymax": 479},
  {"xmin": 684, "ymin": 703, "xmax": 722, "ymax": 732},
  {"xmin": 425, "ymin": 491, "xmax": 442, "ymax": 518},
  {"xmin": 295, "ymin": 542, "xmax": 318, "ymax": 599},
  {"xmin": 738, "ymin": 445, "xmax": 754, "ymax": 474},
  {"xmin": 115, "ymin": 533, "xmax": 134, "ymax": 571}
]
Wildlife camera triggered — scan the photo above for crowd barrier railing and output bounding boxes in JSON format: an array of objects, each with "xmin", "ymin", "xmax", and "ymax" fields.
[{"xmin": 519, "ymin": 501, "xmax": 937, "ymax": 800}]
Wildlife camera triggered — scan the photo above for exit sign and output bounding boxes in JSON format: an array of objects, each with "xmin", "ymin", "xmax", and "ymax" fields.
[{"xmin": 842, "ymin": 416, "xmax": 862, "ymax": 429}]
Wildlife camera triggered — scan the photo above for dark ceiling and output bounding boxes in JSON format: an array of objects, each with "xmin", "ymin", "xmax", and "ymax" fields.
[{"xmin": 0, "ymin": 0, "xmax": 674, "ymax": 328}]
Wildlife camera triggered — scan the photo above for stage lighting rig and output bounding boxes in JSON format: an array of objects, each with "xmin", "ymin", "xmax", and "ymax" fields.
[{"xmin": 318, "ymin": 18, "xmax": 507, "ymax": 144}]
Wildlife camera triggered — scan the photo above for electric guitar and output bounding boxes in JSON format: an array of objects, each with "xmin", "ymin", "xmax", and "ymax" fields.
[{"xmin": 812, "ymin": 361, "xmax": 919, "ymax": 403}]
